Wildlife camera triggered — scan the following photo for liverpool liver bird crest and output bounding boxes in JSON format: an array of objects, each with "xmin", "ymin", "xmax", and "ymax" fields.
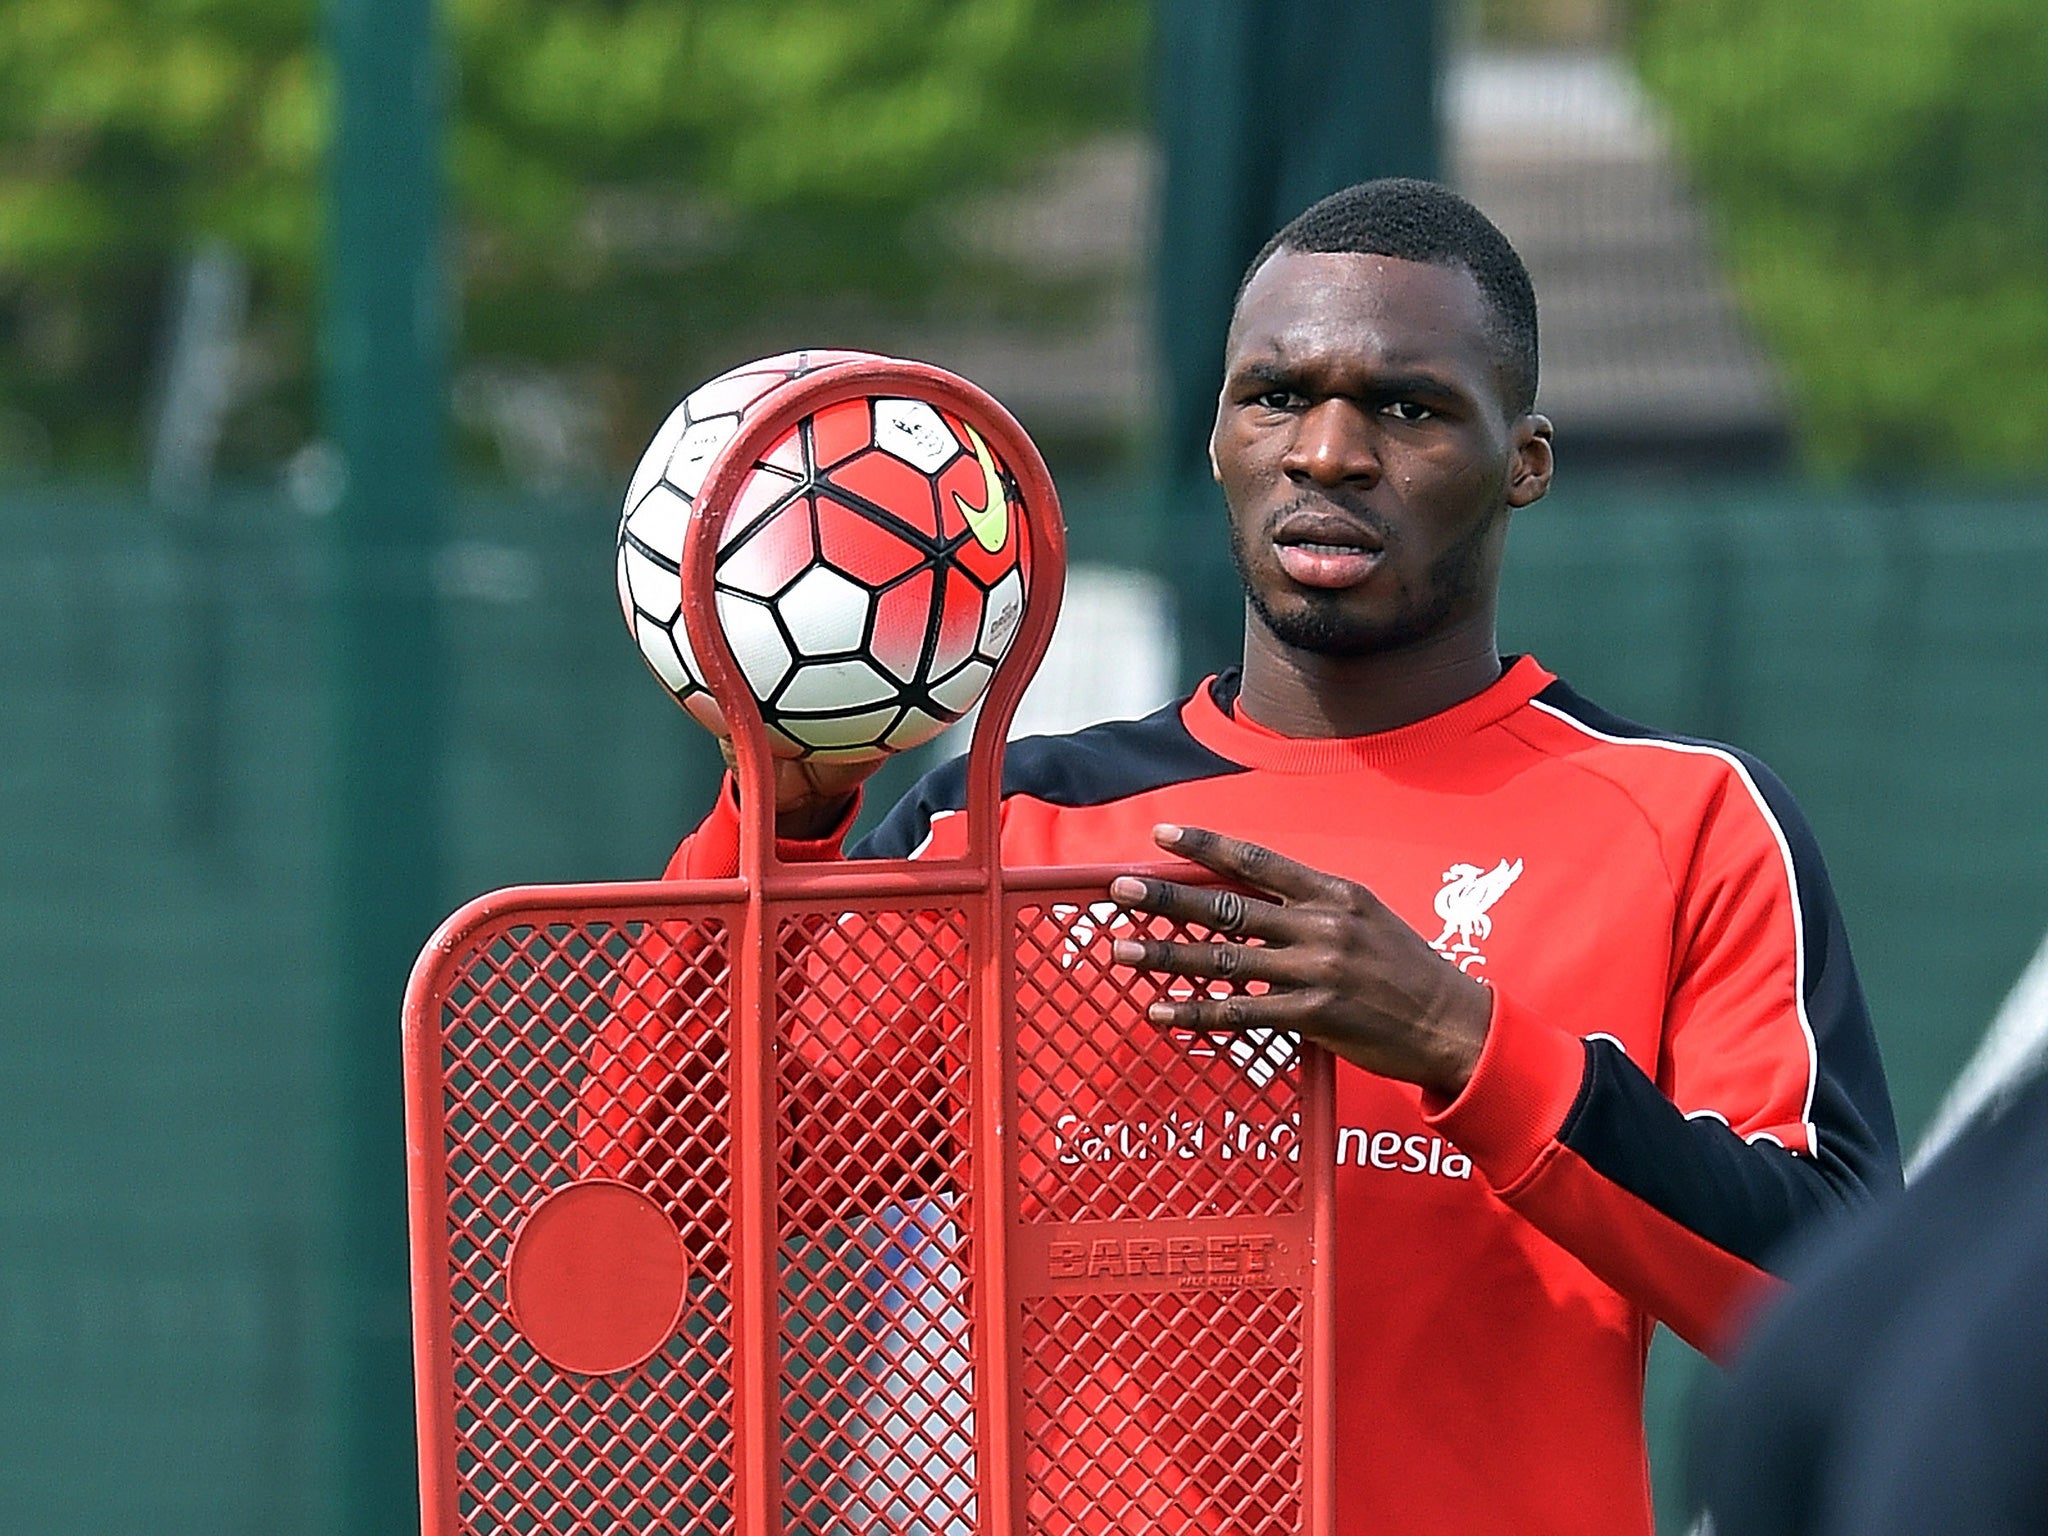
[{"xmin": 1431, "ymin": 858, "xmax": 1524, "ymax": 970}]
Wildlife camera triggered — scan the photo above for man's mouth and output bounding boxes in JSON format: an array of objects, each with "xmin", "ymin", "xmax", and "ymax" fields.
[
  {"xmin": 1270, "ymin": 515, "xmax": 1385, "ymax": 590},
  {"xmin": 1273, "ymin": 542, "xmax": 1380, "ymax": 588}
]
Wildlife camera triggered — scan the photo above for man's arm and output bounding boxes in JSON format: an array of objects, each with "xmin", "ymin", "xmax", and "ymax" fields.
[
  {"xmin": 582, "ymin": 762, "xmax": 965, "ymax": 1228},
  {"xmin": 1108, "ymin": 796, "xmax": 1901, "ymax": 1360}
]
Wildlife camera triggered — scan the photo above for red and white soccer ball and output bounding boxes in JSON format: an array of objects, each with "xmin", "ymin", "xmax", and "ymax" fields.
[{"xmin": 616, "ymin": 350, "xmax": 1032, "ymax": 760}]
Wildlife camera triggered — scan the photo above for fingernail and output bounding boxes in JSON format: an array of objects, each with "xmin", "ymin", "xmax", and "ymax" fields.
[
  {"xmin": 1109, "ymin": 877, "xmax": 1145, "ymax": 901},
  {"xmin": 1147, "ymin": 1002, "xmax": 1175, "ymax": 1025},
  {"xmin": 1154, "ymin": 823, "xmax": 1183, "ymax": 844}
]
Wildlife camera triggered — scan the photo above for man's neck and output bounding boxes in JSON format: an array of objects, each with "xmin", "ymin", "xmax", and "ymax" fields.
[{"xmin": 1233, "ymin": 620, "xmax": 1505, "ymax": 740}]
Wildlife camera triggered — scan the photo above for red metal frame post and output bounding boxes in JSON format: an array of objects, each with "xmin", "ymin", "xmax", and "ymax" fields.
[{"xmin": 681, "ymin": 361, "xmax": 1067, "ymax": 1535}]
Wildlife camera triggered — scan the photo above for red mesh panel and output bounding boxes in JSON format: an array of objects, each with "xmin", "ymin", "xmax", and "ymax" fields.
[
  {"xmin": 435, "ymin": 918, "xmax": 738, "ymax": 1532},
  {"xmin": 1013, "ymin": 902, "xmax": 1303, "ymax": 1224},
  {"xmin": 773, "ymin": 907, "xmax": 979, "ymax": 1536},
  {"xmin": 1007, "ymin": 894, "xmax": 1314, "ymax": 1534},
  {"xmin": 1020, "ymin": 1289, "xmax": 1307, "ymax": 1536},
  {"xmin": 408, "ymin": 880, "xmax": 1330, "ymax": 1535}
]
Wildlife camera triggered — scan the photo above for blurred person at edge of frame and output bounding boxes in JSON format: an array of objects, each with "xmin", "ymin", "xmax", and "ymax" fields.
[{"xmin": 1692, "ymin": 1058, "xmax": 2048, "ymax": 1535}]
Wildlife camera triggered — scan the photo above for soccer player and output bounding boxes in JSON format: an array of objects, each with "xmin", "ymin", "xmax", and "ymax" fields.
[{"xmin": 610, "ymin": 178, "xmax": 1901, "ymax": 1534}]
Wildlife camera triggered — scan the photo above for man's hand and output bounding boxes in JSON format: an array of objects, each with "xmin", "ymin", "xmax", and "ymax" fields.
[
  {"xmin": 718, "ymin": 739, "xmax": 880, "ymax": 841},
  {"xmin": 1106, "ymin": 824, "xmax": 1493, "ymax": 1100}
]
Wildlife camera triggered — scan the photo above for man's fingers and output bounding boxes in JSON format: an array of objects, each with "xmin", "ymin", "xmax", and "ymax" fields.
[
  {"xmin": 1108, "ymin": 875, "xmax": 1285, "ymax": 940},
  {"xmin": 1111, "ymin": 932, "xmax": 1321, "ymax": 1035},
  {"xmin": 1111, "ymin": 935, "xmax": 1279, "ymax": 985},
  {"xmin": 1142, "ymin": 991, "xmax": 1295, "ymax": 1034},
  {"xmin": 1152, "ymin": 824, "xmax": 1341, "ymax": 903}
]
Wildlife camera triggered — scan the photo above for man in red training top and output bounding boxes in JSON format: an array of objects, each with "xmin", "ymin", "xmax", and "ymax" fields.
[{"xmin": 630, "ymin": 178, "xmax": 1901, "ymax": 1534}]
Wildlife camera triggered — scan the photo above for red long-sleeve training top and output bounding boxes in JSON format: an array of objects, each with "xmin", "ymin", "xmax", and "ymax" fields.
[{"xmin": 598, "ymin": 655, "xmax": 1899, "ymax": 1535}]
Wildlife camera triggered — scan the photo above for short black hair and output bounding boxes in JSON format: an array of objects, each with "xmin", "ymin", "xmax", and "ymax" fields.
[{"xmin": 1235, "ymin": 178, "xmax": 1540, "ymax": 415}]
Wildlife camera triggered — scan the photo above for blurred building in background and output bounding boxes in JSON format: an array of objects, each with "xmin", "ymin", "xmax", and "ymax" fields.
[
  {"xmin": 854, "ymin": 43, "xmax": 1796, "ymax": 488},
  {"xmin": 1449, "ymin": 48, "xmax": 1790, "ymax": 472},
  {"xmin": 5, "ymin": 2, "xmax": 2048, "ymax": 1532}
]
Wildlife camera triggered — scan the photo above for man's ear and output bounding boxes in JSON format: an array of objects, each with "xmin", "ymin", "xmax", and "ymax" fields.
[
  {"xmin": 1506, "ymin": 414, "xmax": 1554, "ymax": 509},
  {"xmin": 1208, "ymin": 422, "xmax": 1222, "ymax": 483}
]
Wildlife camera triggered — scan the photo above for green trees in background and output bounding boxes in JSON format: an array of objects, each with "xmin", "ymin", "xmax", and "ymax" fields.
[
  {"xmin": 12, "ymin": 0, "xmax": 2047, "ymax": 482},
  {"xmin": 0, "ymin": 0, "xmax": 323, "ymax": 468},
  {"xmin": 0, "ymin": 0, "xmax": 1144, "ymax": 477},
  {"xmin": 1635, "ymin": 0, "xmax": 2048, "ymax": 477}
]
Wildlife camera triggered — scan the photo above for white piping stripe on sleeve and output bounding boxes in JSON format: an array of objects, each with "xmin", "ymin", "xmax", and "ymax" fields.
[
  {"xmin": 1527, "ymin": 697, "xmax": 1821, "ymax": 1157},
  {"xmin": 907, "ymin": 807, "xmax": 961, "ymax": 861}
]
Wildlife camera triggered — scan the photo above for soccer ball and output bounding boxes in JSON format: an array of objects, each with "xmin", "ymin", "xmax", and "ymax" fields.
[{"xmin": 616, "ymin": 350, "xmax": 1032, "ymax": 760}]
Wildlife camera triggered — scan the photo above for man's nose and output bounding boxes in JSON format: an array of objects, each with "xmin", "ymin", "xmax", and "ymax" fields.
[{"xmin": 1281, "ymin": 399, "xmax": 1379, "ymax": 484}]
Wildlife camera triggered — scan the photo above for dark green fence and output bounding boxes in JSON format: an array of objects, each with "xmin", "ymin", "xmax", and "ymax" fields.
[{"xmin": 3, "ymin": 477, "xmax": 2043, "ymax": 1530}]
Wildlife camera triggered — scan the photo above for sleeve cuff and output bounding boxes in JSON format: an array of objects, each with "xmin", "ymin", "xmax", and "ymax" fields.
[
  {"xmin": 664, "ymin": 773, "xmax": 862, "ymax": 879},
  {"xmin": 1421, "ymin": 989, "xmax": 1592, "ymax": 1192},
  {"xmin": 774, "ymin": 787, "xmax": 861, "ymax": 862},
  {"xmin": 717, "ymin": 771, "xmax": 861, "ymax": 863}
]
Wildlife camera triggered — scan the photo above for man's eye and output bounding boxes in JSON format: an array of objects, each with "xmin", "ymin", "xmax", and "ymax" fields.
[
  {"xmin": 1253, "ymin": 390, "xmax": 1303, "ymax": 410},
  {"xmin": 1384, "ymin": 401, "xmax": 1434, "ymax": 423}
]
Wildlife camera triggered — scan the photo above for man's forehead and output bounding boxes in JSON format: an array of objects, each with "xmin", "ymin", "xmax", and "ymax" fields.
[{"xmin": 1227, "ymin": 249, "xmax": 1492, "ymax": 370}]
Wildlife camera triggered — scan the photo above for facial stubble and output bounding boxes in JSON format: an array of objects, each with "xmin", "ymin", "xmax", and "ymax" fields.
[{"xmin": 1227, "ymin": 498, "xmax": 1504, "ymax": 658}]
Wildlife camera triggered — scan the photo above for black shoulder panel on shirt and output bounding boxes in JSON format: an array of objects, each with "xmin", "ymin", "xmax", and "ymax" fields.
[
  {"xmin": 1560, "ymin": 1037, "xmax": 1822, "ymax": 1271},
  {"xmin": 1536, "ymin": 678, "xmax": 1902, "ymax": 1263},
  {"xmin": 850, "ymin": 692, "xmax": 1248, "ymax": 860}
]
